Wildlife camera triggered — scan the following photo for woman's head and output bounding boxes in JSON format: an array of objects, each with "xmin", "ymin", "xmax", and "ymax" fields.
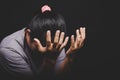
[{"xmin": 25, "ymin": 5, "xmax": 66, "ymax": 47}]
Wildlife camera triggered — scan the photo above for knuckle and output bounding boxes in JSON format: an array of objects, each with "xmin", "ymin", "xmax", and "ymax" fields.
[
  {"xmin": 58, "ymin": 43, "xmax": 62, "ymax": 46},
  {"xmin": 54, "ymin": 41, "xmax": 58, "ymax": 44},
  {"xmin": 62, "ymin": 44, "xmax": 65, "ymax": 48},
  {"xmin": 47, "ymin": 43, "xmax": 51, "ymax": 46},
  {"xmin": 47, "ymin": 47, "xmax": 52, "ymax": 51}
]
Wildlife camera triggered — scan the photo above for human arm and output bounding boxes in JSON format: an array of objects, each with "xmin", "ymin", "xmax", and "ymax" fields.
[
  {"xmin": 0, "ymin": 48, "xmax": 34, "ymax": 80},
  {"xmin": 33, "ymin": 30, "xmax": 69, "ymax": 74},
  {"xmin": 55, "ymin": 27, "xmax": 86, "ymax": 74},
  {"xmin": 33, "ymin": 27, "xmax": 86, "ymax": 75}
]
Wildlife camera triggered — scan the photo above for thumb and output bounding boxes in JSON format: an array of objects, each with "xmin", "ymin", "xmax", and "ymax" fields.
[{"xmin": 33, "ymin": 38, "xmax": 46, "ymax": 53}]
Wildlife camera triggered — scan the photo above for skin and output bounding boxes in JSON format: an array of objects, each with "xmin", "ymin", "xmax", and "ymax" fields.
[
  {"xmin": 25, "ymin": 29, "xmax": 69, "ymax": 53},
  {"xmin": 25, "ymin": 27, "xmax": 86, "ymax": 74},
  {"xmin": 58, "ymin": 27, "xmax": 86, "ymax": 74},
  {"xmin": 66, "ymin": 27, "xmax": 86, "ymax": 55}
]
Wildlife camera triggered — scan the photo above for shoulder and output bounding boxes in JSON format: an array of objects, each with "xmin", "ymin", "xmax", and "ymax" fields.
[
  {"xmin": 0, "ymin": 28, "xmax": 25, "ymax": 49},
  {"xmin": 0, "ymin": 47, "xmax": 20, "ymax": 58},
  {"xmin": 0, "ymin": 28, "xmax": 27, "ymax": 57}
]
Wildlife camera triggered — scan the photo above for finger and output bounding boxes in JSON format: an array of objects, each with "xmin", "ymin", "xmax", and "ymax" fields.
[
  {"xmin": 53, "ymin": 30, "xmax": 60, "ymax": 47},
  {"xmin": 80, "ymin": 27, "xmax": 85, "ymax": 40},
  {"xmin": 46, "ymin": 30, "xmax": 52, "ymax": 47},
  {"xmin": 79, "ymin": 27, "xmax": 86, "ymax": 47},
  {"xmin": 76, "ymin": 29, "xmax": 81, "ymax": 46},
  {"xmin": 83, "ymin": 27, "xmax": 86, "ymax": 39},
  {"xmin": 34, "ymin": 38, "xmax": 46, "ymax": 52},
  {"xmin": 59, "ymin": 32, "xmax": 65, "ymax": 44},
  {"xmin": 71, "ymin": 35, "xmax": 75, "ymax": 48},
  {"xmin": 59, "ymin": 36, "xmax": 69, "ymax": 51},
  {"xmin": 54, "ymin": 30, "xmax": 60, "ymax": 43},
  {"xmin": 56, "ymin": 32, "xmax": 65, "ymax": 49}
]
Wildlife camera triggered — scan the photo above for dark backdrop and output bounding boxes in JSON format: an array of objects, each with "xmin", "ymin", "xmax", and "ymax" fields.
[{"xmin": 0, "ymin": 0, "xmax": 119, "ymax": 79}]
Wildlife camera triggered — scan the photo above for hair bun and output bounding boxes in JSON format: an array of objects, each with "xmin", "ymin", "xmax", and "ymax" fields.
[{"xmin": 41, "ymin": 5, "xmax": 52, "ymax": 13}]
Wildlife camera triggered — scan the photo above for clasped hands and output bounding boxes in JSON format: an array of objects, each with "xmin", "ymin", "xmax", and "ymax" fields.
[{"xmin": 33, "ymin": 27, "xmax": 86, "ymax": 56}]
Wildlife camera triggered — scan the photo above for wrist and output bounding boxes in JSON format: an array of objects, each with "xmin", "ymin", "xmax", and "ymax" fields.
[
  {"xmin": 66, "ymin": 48, "xmax": 72, "ymax": 55},
  {"xmin": 43, "ymin": 57, "xmax": 56, "ymax": 65},
  {"xmin": 43, "ymin": 51, "xmax": 60, "ymax": 61},
  {"xmin": 65, "ymin": 50, "xmax": 77, "ymax": 62}
]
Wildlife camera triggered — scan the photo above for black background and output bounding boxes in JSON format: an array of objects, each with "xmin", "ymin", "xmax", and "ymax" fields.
[{"xmin": 0, "ymin": 0, "xmax": 119, "ymax": 79}]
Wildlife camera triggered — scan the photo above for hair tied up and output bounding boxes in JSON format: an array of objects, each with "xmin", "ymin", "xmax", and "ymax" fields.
[{"xmin": 41, "ymin": 5, "xmax": 52, "ymax": 13}]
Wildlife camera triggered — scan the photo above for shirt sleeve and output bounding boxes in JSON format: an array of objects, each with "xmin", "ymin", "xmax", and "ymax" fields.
[
  {"xmin": 54, "ymin": 48, "xmax": 66, "ymax": 72},
  {"xmin": 0, "ymin": 47, "xmax": 33, "ymax": 78}
]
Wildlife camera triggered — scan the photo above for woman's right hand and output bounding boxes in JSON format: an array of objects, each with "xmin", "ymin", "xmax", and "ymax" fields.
[{"xmin": 33, "ymin": 30, "xmax": 69, "ymax": 54}]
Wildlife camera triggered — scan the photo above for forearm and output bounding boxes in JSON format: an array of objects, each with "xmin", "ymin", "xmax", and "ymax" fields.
[
  {"xmin": 54, "ymin": 55, "xmax": 74, "ymax": 75},
  {"xmin": 39, "ymin": 56, "xmax": 56, "ymax": 74}
]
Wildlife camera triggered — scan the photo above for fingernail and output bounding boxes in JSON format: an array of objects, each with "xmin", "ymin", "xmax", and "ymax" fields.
[
  {"xmin": 80, "ymin": 27, "xmax": 82, "ymax": 29},
  {"xmin": 57, "ymin": 30, "xmax": 60, "ymax": 33},
  {"xmin": 34, "ymin": 38, "xmax": 36, "ymax": 40},
  {"xmin": 66, "ymin": 36, "xmax": 69, "ymax": 39},
  {"xmin": 33, "ymin": 38, "xmax": 37, "ymax": 42},
  {"xmin": 47, "ymin": 30, "xmax": 51, "ymax": 33},
  {"xmin": 61, "ymin": 32, "xmax": 65, "ymax": 35},
  {"xmin": 71, "ymin": 35, "xmax": 74, "ymax": 37}
]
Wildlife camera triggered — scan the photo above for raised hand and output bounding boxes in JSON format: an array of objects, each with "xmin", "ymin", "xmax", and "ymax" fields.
[
  {"xmin": 66, "ymin": 27, "xmax": 86, "ymax": 55},
  {"xmin": 33, "ymin": 30, "xmax": 69, "ymax": 54}
]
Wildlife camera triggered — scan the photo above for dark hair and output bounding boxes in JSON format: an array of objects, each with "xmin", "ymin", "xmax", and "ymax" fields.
[{"xmin": 27, "ymin": 11, "xmax": 66, "ymax": 46}]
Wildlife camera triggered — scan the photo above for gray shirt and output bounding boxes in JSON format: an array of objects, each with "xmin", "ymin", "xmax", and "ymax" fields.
[{"xmin": 0, "ymin": 28, "xmax": 66, "ymax": 78}]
